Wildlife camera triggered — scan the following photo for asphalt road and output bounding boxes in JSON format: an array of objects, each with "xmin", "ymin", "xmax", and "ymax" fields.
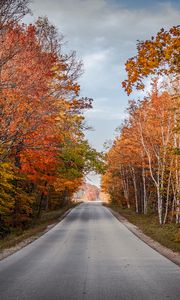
[{"xmin": 0, "ymin": 202, "xmax": 180, "ymax": 300}]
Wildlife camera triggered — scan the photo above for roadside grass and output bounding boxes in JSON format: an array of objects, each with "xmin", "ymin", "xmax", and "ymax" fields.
[
  {"xmin": 0, "ymin": 202, "xmax": 80, "ymax": 251},
  {"xmin": 105, "ymin": 203, "xmax": 180, "ymax": 253}
]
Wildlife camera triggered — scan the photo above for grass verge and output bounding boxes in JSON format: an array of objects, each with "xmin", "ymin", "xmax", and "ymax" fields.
[
  {"xmin": 0, "ymin": 202, "xmax": 80, "ymax": 251},
  {"xmin": 105, "ymin": 203, "xmax": 180, "ymax": 253}
]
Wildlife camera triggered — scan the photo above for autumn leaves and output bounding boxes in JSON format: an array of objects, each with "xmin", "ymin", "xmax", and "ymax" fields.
[
  {"xmin": 0, "ymin": 0, "xmax": 179, "ymax": 239},
  {"xmin": 122, "ymin": 26, "xmax": 180, "ymax": 95},
  {"xmin": 102, "ymin": 26, "xmax": 180, "ymax": 225},
  {"xmin": 0, "ymin": 1, "xmax": 102, "ymax": 234}
]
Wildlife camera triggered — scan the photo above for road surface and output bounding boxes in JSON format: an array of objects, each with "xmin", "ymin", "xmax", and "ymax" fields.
[{"xmin": 0, "ymin": 202, "xmax": 179, "ymax": 300}]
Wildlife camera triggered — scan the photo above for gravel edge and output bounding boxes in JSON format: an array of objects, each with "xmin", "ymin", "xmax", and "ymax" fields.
[
  {"xmin": 0, "ymin": 207, "xmax": 74, "ymax": 261},
  {"xmin": 107, "ymin": 207, "xmax": 180, "ymax": 267}
]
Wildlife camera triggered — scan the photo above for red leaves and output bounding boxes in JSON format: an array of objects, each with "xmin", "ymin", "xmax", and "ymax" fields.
[
  {"xmin": 0, "ymin": 12, "xmax": 96, "ymax": 230},
  {"xmin": 0, "ymin": 18, "xmax": 94, "ymax": 198}
]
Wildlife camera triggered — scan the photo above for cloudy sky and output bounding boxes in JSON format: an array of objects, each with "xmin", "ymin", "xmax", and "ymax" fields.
[{"xmin": 27, "ymin": 0, "xmax": 179, "ymax": 185}]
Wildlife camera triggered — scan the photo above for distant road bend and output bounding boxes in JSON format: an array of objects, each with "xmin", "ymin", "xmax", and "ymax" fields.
[{"xmin": 0, "ymin": 202, "xmax": 180, "ymax": 300}]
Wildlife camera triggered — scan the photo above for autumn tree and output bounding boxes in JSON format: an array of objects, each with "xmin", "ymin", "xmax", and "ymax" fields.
[
  {"xmin": 107, "ymin": 26, "xmax": 179, "ymax": 225},
  {"xmin": 0, "ymin": 0, "xmax": 31, "ymax": 26},
  {"xmin": 103, "ymin": 81, "xmax": 180, "ymax": 224},
  {"xmin": 122, "ymin": 25, "xmax": 180, "ymax": 95},
  {"xmin": 0, "ymin": 9, "xmax": 103, "ymax": 233}
]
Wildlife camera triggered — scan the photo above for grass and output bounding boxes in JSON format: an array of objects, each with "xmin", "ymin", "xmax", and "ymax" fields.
[
  {"xmin": 0, "ymin": 202, "xmax": 80, "ymax": 251},
  {"xmin": 105, "ymin": 203, "xmax": 180, "ymax": 253}
]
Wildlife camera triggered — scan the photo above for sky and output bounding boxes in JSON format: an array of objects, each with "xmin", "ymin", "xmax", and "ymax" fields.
[{"xmin": 26, "ymin": 0, "xmax": 180, "ymax": 186}]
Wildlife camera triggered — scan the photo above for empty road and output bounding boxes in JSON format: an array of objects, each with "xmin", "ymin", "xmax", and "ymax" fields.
[{"xmin": 0, "ymin": 202, "xmax": 179, "ymax": 300}]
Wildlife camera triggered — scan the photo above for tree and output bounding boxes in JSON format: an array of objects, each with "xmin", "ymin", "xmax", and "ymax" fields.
[
  {"xmin": 103, "ymin": 82, "xmax": 180, "ymax": 224},
  {"xmin": 0, "ymin": 9, "xmax": 103, "ymax": 233},
  {"xmin": 122, "ymin": 26, "xmax": 180, "ymax": 95}
]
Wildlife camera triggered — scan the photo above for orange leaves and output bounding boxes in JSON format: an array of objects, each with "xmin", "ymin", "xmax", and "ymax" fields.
[
  {"xmin": 0, "ymin": 22, "xmax": 59, "ymax": 166},
  {"xmin": 54, "ymin": 177, "xmax": 83, "ymax": 193},
  {"xmin": 0, "ymin": 8, "xmax": 98, "ymax": 231},
  {"xmin": 122, "ymin": 25, "xmax": 180, "ymax": 95},
  {"xmin": 0, "ymin": 15, "xmax": 95, "ymax": 217},
  {"xmin": 103, "ymin": 79, "xmax": 180, "ymax": 221}
]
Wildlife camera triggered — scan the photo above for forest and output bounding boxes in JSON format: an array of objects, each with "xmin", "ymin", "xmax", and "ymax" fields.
[
  {"xmin": 102, "ymin": 25, "xmax": 180, "ymax": 226},
  {"xmin": 0, "ymin": 2, "xmax": 179, "ymax": 299},
  {"xmin": 0, "ymin": 0, "xmax": 103, "ymax": 238},
  {"xmin": 0, "ymin": 1, "xmax": 179, "ymax": 248}
]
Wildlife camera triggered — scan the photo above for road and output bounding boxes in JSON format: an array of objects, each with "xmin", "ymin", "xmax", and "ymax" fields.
[{"xmin": 0, "ymin": 202, "xmax": 179, "ymax": 300}]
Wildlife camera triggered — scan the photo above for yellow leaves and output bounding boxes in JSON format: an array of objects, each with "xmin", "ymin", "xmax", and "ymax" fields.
[
  {"xmin": 0, "ymin": 161, "xmax": 14, "ymax": 186},
  {"xmin": 54, "ymin": 177, "xmax": 83, "ymax": 193},
  {"xmin": 122, "ymin": 25, "xmax": 180, "ymax": 95},
  {"xmin": 118, "ymin": 81, "xmax": 179, "ymax": 221},
  {"xmin": 0, "ymin": 160, "xmax": 15, "ymax": 215},
  {"xmin": 51, "ymin": 65, "xmax": 60, "ymax": 72},
  {"xmin": 0, "ymin": 16, "xmax": 94, "ymax": 230}
]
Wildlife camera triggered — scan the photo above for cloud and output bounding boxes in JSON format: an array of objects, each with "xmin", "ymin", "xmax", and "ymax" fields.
[
  {"xmin": 84, "ymin": 100, "xmax": 127, "ymax": 121},
  {"xmin": 26, "ymin": 0, "xmax": 180, "ymax": 151},
  {"xmin": 83, "ymin": 50, "xmax": 109, "ymax": 69}
]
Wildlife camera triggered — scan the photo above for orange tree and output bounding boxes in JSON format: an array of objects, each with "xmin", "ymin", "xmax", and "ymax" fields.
[{"xmin": 122, "ymin": 26, "xmax": 180, "ymax": 95}]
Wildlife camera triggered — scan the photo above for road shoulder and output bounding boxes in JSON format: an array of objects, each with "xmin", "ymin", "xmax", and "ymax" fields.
[
  {"xmin": 107, "ymin": 207, "xmax": 180, "ymax": 267},
  {"xmin": 0, "ymin": 205, "xmax": 78, "ymax": 261}
]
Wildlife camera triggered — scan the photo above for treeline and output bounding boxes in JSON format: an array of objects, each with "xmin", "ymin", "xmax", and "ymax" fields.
[
  {"xmin": 102, "ymin": 26, "xmax": 180, "ymax": 225},
  {"xmin": 0, "ymin": 0, "xmax": 102, "ymax": 236}
]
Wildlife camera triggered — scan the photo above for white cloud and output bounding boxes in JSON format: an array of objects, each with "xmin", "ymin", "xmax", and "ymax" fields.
[
  {"xmin": 85, "ymin": 105, "xmax": 127, "ymax": 121},
  {"xmin": 26, "ymin": 0, "xmax": 180, "ymax": 150},
  {"xmin": 83, "ymin": 50, "xmax": 109, "ymax": 69}
]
